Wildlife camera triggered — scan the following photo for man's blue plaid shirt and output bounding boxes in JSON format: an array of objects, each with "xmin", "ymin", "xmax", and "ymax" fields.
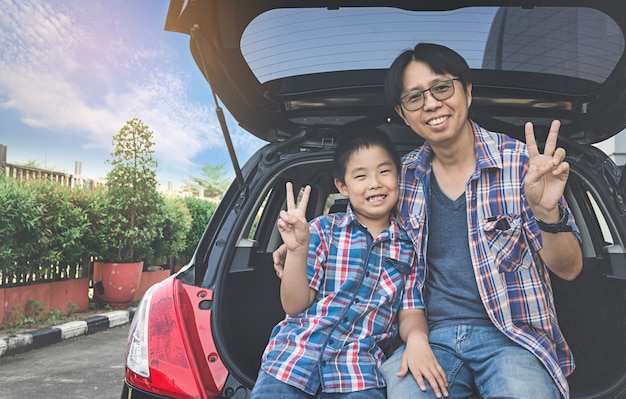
[{"xmin": 396, "ymin": 121, "xmax": 579, "ymax": 398}]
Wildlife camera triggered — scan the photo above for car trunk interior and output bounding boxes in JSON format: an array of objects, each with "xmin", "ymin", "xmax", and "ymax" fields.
[
  {"xmin": 216, "ymin": 155, "xmax": 626, "ymax": 397},
  {"xmin": 163, "ymin": 1, "xmax": 626, "ymax": 397}
]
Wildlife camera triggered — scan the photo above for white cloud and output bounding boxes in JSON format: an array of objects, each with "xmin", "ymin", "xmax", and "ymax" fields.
[{"xmin": 0, "ymin": 0, "xmax": 263, "ymax": 179}]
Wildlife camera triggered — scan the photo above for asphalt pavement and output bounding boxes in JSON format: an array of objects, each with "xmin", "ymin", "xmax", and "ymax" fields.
[{"xmin": 0, "ymin": 323, "xmax": 131, "ymax": 399}]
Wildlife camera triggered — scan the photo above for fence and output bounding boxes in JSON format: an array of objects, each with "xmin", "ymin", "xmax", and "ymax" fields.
[
  {"xmin": 0, "ymin": 144, "xmax": 103, "ymax": 190},
  {"xmin": 1, "ymin": 263, "xmax": 85, "ymax": 287},
  {"xmin": 0, "ymin": 144, "xmax": 101, "ymax": 288}
]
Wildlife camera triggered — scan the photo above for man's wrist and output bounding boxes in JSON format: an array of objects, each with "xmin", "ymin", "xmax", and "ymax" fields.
[{"xmin": 535, "ymin": 203, "xmax": 573, "ymax": 233}]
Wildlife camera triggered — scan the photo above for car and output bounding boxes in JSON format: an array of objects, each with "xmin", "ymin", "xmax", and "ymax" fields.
[{"xmin": 122, "ymin": 1, "xmax": 626, "ymax": 398}]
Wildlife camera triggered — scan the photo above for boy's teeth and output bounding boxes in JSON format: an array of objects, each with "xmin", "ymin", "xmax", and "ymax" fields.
[{"xmin": 368, "ymin": 195, "xmax": 385, "ymax": 202}]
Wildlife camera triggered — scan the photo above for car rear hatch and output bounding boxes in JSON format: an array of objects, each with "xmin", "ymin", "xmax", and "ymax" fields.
[
  {"xmin": 165, "ymin": 0, "xmax": 626, "ymax": 150},
  {"xmin": 162, "ymin": 1, "xmax": 626, "ymax": 397}
]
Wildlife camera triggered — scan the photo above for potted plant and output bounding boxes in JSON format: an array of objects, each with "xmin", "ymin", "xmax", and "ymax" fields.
[
  {"xmin": 127, "ymin": 197, "xmax": 193, "ymax": 302},
  {"xmin": 93, "ymin": 118, "xmax": 162, "ymax": 309},
  {"xmin": 147, "ymin": 196, "xmax": 192, "ymax": 270}
]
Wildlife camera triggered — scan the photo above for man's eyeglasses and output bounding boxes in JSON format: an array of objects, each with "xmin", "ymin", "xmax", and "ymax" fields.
[{"xmin": 400, "ymin": 78, "xmax": 460, "ymax": 112}]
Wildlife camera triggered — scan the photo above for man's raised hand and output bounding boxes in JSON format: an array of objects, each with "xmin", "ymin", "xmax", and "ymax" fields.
[{"xmin": 524, "ymin": 120, "xmax": 570, "ymax": 222}]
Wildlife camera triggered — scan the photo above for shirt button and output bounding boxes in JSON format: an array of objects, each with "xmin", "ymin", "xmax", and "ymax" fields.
[
  {"xmin": 329, "ymin": 339, "xmax": 335, "ymax": 344},
  {"xmin": 354, "ymin": 298, "xmax": 360, "ymax": 303},
  {"xmin": 343, "ymin": 317, "xmax": 348, "ymax": 323},
  {"xmin": 321, "ymin": 360, "xmax": 327, "ymax": 367}
]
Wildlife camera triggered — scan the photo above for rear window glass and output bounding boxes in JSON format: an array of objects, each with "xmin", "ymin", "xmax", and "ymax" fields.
[{"xmin": 242, "ymin": 6, "xmax": 624, "ymax": 85}]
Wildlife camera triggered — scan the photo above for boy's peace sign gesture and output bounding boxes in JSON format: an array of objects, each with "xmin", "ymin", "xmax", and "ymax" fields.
[
  {"xmin": 277, "ymin": 182, "xmax": 312, "ymax": 253},
  {"xmin": 277, "ymin": 182, "xmax": 316, "ymax": 315}
]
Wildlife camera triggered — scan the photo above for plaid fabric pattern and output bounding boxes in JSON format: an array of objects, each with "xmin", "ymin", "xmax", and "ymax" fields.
[
  {"xmin": 261, "ymin": 206, "xmax": 421, "ymax": 394},
  {"xmin": 396, "ymin": 121, "xmax": 579, "ymax": 399}
]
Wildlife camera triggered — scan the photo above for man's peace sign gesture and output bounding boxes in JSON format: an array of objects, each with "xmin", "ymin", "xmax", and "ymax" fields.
[
  {"xmin": 524, "ymin": 120, "xmax": 570, "ymax": 222},
  {"xmin": 277, "ymin": 182, "xmax": 312, "ymax": 253}
]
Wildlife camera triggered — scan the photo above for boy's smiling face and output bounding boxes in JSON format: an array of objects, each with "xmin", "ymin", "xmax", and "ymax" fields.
[{"xmin": 334, "ymin": 144, "xmax": 399, "ymax": 234}]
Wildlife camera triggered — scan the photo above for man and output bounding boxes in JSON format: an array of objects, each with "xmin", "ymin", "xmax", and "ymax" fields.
[{"xmin": 378, "ymin": 43, "xmax": 582, "ymax": 398}]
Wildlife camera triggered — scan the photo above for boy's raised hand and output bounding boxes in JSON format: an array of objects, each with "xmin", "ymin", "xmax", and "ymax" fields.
[{"xmin": 277, "ymin": 182, "xmax": 312, "ymax": 252}]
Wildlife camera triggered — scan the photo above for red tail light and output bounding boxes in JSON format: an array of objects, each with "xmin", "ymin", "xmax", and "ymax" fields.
[{"xmin": 125, "ymin": 277, "xmax": 228, "ymax": 398}]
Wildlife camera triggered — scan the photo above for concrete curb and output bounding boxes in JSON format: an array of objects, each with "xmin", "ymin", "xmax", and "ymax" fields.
[{"xmin": 0, "ymin": 308, "xmax": 135, "ymax": 358}]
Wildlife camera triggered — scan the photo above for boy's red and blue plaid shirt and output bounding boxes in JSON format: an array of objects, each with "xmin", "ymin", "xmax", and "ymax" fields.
[
  {"xmin": 260, "ymin": 206, "xmax": 422, "ymax": 394},
  {"xmin": 396, "ymin": 121, "xmax": 580, "ymax": 399}
]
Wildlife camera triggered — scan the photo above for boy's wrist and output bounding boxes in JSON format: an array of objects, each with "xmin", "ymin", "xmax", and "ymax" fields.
[{"xmin": 287, "ymin": 246, "xmax": 309, "ymax": 257}]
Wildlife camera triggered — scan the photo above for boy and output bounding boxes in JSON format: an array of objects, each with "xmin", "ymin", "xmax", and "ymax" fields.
[{"xmin": 251, "ymin": 130, "xmax": 447, "ymax": 398}]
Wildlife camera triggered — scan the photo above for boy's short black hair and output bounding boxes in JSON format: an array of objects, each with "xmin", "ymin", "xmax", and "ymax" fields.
[
  {"xmin": 384, "ymin": 43, "xmax": 472, "ymax": 107},
  {"xmin": 333, "ymin": 129, "xmax": 401, "ymax": 184}
]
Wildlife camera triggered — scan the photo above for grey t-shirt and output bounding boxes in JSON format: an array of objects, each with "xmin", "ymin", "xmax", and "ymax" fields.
[{"xmin": 425, "ymin": 175, "xmax": 491, "ymax": 330}]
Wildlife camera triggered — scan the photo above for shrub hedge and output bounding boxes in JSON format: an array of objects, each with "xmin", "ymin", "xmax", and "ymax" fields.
[{"xmin": 0, "ymin": 175, "xmax": 216, "ymax": 287}]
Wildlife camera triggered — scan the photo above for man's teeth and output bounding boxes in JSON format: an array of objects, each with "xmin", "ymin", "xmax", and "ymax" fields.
[{"xmin": 427, "ymin": 116, "xmax": 447, "ymax": 126}]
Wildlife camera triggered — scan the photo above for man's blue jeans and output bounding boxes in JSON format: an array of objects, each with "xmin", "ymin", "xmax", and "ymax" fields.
[
  {"xmin": 380, "ymin": 325, "xmax": 562, "ymax": 399},
  {"xmin": 250, "ymin": 370, "xmax": 387, "ymax": 399}
]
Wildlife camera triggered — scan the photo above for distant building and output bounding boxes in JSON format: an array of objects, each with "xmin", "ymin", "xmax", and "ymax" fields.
[
  {"xmin": 595, "ymin": 134, "xmax": 626, "ymax": 165},
  {"xmin": 482, "ymin": 7, "xmax": 626, "ymax": 163}
]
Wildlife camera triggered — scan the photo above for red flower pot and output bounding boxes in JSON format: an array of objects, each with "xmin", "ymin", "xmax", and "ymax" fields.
[{"xmin": 93, "ymin": 261, "xmax": 143, "ymax": 309}]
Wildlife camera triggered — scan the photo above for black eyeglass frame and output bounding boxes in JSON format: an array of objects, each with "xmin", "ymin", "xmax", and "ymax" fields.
[{"xmin": 399, "ymin": 78, "xmax": 461, "ymax": 112}]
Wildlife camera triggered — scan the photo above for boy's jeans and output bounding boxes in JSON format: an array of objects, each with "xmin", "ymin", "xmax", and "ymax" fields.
[
  {"xmin": 250, "ymin": 370, "xmax": 386, "ymax": 399},
  {"xmin": 380, "ymin": 324, "xmax": 562, "ymax": 399}
]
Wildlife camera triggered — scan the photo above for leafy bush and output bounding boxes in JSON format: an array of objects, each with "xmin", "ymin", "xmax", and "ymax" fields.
[
  {"xmin": 26, "ymin": 180, "xmax": 90, "ymax": 280},
  {"xmin": 68, "ymin": 186, "xmax": 110, "ymax": 274},
  {"xmin": 146, "ymin": 196, "xmax": 192, "ymax": 267},
  {"xmin": 0, "ymin": 134, "xmax": 220, "ymax": 286},
  {"xmin": 0, "ymin": 176, "xmax": 43, "ymax": 285},
  {"xmin": 181, "ymin": 197, "xmax": 217, "ymax": 263},
  {"xmin": 0, "ymin": 176, "xmax": 94, "ymax": 285}
]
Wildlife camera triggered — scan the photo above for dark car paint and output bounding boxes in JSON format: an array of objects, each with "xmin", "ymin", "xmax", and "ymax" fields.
[{"xmin": 122, "ymin": 2, "xmax": 626, "ymax": 398}]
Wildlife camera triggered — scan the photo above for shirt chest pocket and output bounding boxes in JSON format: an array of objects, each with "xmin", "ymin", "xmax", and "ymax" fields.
[
  {"xmin": 479, "ymin": 215, "xmax": 534, "ymax": 273},
  {"xmin": 382, "ymin": 258, "xmax": 412, "ymax": 294}
]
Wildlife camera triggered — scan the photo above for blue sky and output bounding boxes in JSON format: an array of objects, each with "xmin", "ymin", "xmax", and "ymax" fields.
[
  {"xmin": 2, "ymin": 1, "xmax": 624, "ymax": 190},
  {"xmin": 0, "ymin": 0, "xmax": 265, "ymax": 189}
]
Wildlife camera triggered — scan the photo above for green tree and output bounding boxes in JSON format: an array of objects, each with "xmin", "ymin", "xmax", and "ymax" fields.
[
  {"xmin": 15, "ymin": 160, "xmax": 59, "ymax": 171},
  {"xmin": 18, "ymin": 160, "xmax": 43, "ymax": 168},
  {"xmin": 181, "ymin": 197, "xmax": 217, "ymax": 262},
  {"xmin": 146, "ymin": 196, "xmax": 192, "ymax": 266},
  {"xmin": 101, "ymin": 117, "xmax": 162, "ymax": 263},
  {"xmin": 184, "ymin": 163, "xmax": 230, "ymax": 199}
]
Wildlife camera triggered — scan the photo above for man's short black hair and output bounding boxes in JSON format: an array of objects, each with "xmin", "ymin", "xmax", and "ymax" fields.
[
  {"xmin": 333, "ymin": 129, "xmax": 401, "ymax": 185},
  {"xmin": 384, "ymin": 43, "xmax": 472, "ymax": 107}
]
